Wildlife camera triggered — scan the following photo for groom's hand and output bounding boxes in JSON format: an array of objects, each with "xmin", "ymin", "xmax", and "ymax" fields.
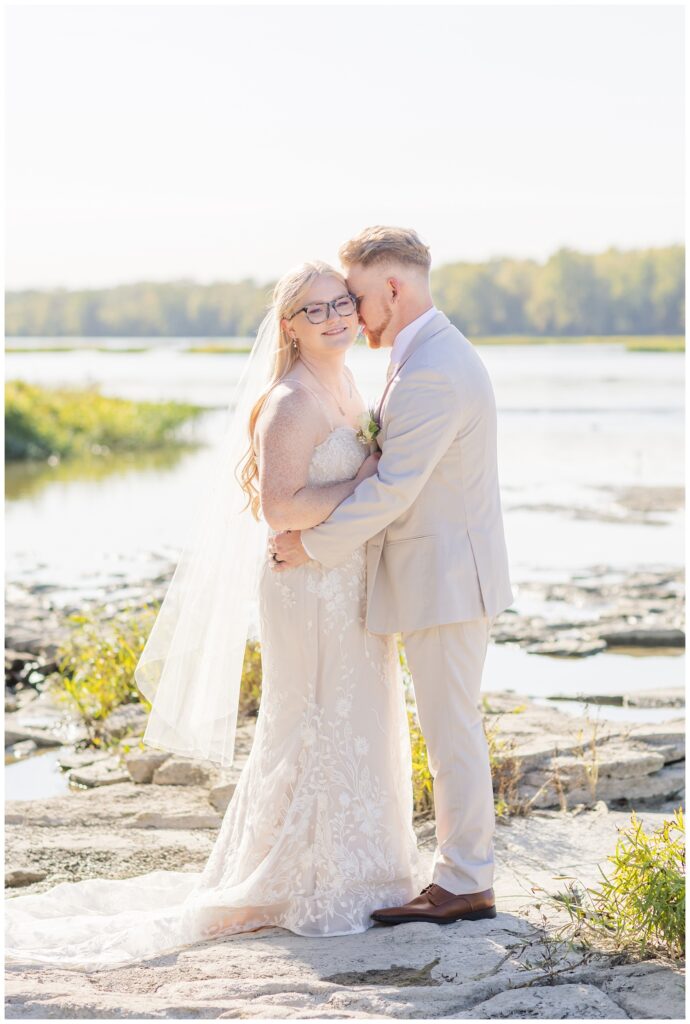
[{"xmin": 269, "ymin": 530, "xmax": 310, "ymax": 571}]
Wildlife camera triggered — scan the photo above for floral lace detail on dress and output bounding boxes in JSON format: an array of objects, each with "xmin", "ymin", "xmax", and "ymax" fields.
[
  {"xmin": 3, "ymin": 425, "xmax": 419, "ymax": 969},
  {"xmin": 307, "ymin": 425, "xmax": 367, "ymax": 486},
  {"xmin": 204, "ymin": 424, "xmax": 421, "ymax": 936}
]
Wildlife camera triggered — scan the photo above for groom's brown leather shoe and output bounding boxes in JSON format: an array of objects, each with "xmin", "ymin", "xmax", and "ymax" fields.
[{"xmin": 371, "ymin": 884, "xmax": 496, "ymax": 926}]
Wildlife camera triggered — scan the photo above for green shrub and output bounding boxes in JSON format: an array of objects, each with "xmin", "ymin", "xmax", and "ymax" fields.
[
  {"xmin": 482, "ymin": 702, "xmax": 531, "ymax": 818},
  {"xmin": 554, "ymin": 808, "xmax": 685, "ymax": 962},
  {"xmin": 407, "ymin": 708, "xmax": 434, "ymax": 817},
  {"xmin": 53, "ymin": 607, "xmax": 266, "ymax": 746},
  {"xmin": 52, "ymin": 607, "xmax": 157, "ymax": 745},
  {"xmin": 5, "ymin": 380, "xmax": 205, "ymax": 460},
  {"xmin": 239, "ymin": 639, "xmax": 263, "ymax": 716}
]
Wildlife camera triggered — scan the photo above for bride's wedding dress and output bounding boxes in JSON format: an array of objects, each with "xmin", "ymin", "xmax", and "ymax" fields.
[{"xmin": 5, "ymin": 425, "xmax": 419, "ymax": 970}]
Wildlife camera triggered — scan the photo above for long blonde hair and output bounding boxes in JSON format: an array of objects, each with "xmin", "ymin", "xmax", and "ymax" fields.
[{"xmin": 236, "ymin": 260, "xmax": 348, "ymax": 520}]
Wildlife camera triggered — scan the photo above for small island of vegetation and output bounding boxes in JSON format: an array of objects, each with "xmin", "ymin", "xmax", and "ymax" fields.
[{"xmin": 5, "ymin": 381, "xmax": 205, "ymax": 461}]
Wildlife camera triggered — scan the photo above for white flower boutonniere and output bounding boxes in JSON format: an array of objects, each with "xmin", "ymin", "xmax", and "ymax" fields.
[{"xmin": 356, "ymin": 407, "xmax": 381, "ymax": 452}]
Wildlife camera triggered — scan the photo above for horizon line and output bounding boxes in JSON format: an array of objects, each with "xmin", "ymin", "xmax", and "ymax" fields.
[{"xmin": 6, "ymin": 241, "xmax": 684, "ymax": 295}]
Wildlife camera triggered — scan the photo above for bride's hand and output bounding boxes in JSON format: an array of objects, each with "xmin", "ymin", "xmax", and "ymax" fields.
[{"xmin": 355, "ymin": 451, "xmax": 381, "ymax": 484}]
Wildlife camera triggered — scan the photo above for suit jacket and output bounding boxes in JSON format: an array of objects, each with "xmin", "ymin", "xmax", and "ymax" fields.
[{"xmin": 302, "ymin": 311, "xmax": 514, "ymax": 634}]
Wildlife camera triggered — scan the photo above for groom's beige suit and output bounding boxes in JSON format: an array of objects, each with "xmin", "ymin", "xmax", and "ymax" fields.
[{"xmin": 301, "ymin": 309, "xmax": 513, "ymax": 895}]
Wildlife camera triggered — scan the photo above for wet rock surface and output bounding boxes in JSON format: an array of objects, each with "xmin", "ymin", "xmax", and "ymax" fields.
[
  {"xmin": 493, "ymin": 566, "xmax": 684, "ymax": 656},
  {"xmin": 4, "ymin": 566, "xmax": 685, "ymax": 681}
]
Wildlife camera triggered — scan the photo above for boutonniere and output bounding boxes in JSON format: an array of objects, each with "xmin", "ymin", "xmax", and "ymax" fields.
[{"xmin": 356, "ymin": 407, "xmax": 381, "ymax": 451}]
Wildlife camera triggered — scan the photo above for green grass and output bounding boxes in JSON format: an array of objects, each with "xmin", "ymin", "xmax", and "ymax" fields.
[
  {"xmin": 5, "ymin": 343, "xmax": 253, "ymax": 354},
  {"xmin": 5, "ymin": 380, "xmax": 205, "ymax": 460},
  {"xmin": 6, "ymin": 343, "xmax": 252, "ymax": 354},
  {"xmin": 472, "ymin": 335, "xmax": 684, "ymax": 351},
  {"xmin": 5, "ymin": 346, "xmax": 150, "ymax": 353},
  {"xmin": 185, "ymin": 343, "xmax": 252, "ymax": 354},
  {"xmin": 623, "ymin": 336, "xmax": 685, "ymax": 352},
  {"xmin": 6, "ymin": 336, "xmax": 684, "ymax": 354}
]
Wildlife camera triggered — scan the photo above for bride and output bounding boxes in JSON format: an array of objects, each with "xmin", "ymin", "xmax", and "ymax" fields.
[{"xmin": 5, "ymin": 261, "xmax": 419, "ymax": 970}]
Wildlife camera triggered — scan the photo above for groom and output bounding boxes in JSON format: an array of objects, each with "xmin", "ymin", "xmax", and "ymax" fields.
[{"xmin": 270, "ymin": 226, "xmax": 513, "ymax": 925}]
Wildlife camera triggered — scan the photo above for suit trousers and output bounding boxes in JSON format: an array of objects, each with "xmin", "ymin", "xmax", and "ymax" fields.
[{"xmin": 401, "ymin": 617, "xmax": 495, "ymax": 895}]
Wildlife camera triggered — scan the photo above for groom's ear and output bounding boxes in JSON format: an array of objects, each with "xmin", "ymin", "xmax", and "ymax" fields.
[{"xmin": 387, "ymin": 276, "xmax": 401, "ymax": 302}]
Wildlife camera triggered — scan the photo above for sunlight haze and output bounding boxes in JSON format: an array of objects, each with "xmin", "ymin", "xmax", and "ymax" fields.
[{"xmin": 6, "ymin": 4, "xmax": 684, "ymax": 290}]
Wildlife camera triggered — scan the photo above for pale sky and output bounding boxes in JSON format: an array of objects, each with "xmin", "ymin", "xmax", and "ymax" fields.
[{"xmin": 6, "ymin": 4, "xmax": 685, "ymax": 290}]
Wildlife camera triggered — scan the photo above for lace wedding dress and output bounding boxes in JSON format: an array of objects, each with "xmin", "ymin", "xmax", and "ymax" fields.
[{"xmin": 5, "ymin": 426, "xmax": 420, "ymax": 970}]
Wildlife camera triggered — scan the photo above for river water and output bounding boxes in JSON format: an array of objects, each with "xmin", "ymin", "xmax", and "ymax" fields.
[
  {"xmin": 6, "ymin": 340, "xmax": 683, "ymax": 585},
  {"xmin": 5, "ymin": 339, "xmax": 685, "ymax": 755}
]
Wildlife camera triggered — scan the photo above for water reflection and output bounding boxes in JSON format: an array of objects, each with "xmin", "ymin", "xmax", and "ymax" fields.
[{"xmin": 5, "ymin": 444, "xmax": 202, "ymax": 502}]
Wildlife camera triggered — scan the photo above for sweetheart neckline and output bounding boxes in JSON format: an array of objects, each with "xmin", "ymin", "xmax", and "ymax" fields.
[{"xmin": 312, "ymin": 425, "xmax": 361, "ymax": 453}]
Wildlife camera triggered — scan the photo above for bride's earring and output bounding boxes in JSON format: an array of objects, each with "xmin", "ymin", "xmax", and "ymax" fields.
[{"xmin": 291, "ymin": 336, "xmax": 299, "ymax": 352}]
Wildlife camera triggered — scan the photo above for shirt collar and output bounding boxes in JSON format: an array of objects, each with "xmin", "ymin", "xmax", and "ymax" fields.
[{"xmin": 390, "ymin": 305, "xmax": 438, "ymax": 365}]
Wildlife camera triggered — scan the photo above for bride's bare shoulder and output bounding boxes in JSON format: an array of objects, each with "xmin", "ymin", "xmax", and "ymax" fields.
[{"xmin": 256, "ymin": 378, "xmax": 321, "ymax": 449}]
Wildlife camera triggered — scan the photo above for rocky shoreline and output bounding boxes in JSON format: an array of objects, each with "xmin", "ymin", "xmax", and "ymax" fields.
[
  {"xmin": 494, "ymin": 566, "xmax": 684, "ymax": 657},
  {"xmin": 4, "ymin": 562, "xmax": 686, "ymax": 818},
  {"xmin": 5, "ymin": 696, "xmax": 685, "ymax": 1018},
  {"xmin": 5, "ymin": 564, "xmax": 685, "ymax": 662},
  {"xmin": 5, "ymin": 564, "xmax": 686, "ymax": 1018},
  {"xmin": 4, "ymin": 684, "xmax": 686, "ymax": 818}
]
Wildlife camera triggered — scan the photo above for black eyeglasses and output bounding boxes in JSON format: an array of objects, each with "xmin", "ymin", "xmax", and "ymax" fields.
[{"xmin": 287, "ymin": 293, "xmax": 357, "ymax": 325}]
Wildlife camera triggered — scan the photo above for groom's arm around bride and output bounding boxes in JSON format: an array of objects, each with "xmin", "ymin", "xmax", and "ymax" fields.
[
  {"xmin": 272, "ymin": 227, "xmax": 513, "ymax": 638},
  {"xmin": 273, "ymin": 225, "xmax": 513, "ymax": 915}
]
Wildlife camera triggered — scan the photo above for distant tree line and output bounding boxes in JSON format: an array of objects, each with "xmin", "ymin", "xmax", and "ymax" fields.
[
  {"xmin": 433, "ymin": 245, "xmax": 684, "ymax": 336},
  {"xmin": 6, "ymin": 245, "xmax": 684, "ymax": 338}
]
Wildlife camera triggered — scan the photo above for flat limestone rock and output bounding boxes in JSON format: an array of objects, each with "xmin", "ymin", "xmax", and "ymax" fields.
[
  {"xmin": 4, "ymin": 726, "xmax": 62, "ymax": 749},
  {"xmin": 209, "ymin": 782, "xmax": 239, "ymax": 814},
  {"xmin": 6, "ymin": 824, "xmax": 214, "ymax": 894},
  {"xmin": 124, "ymin": 750, "xmax": 171, "ymax": 783},
  {"xmin": 101, "ymin": 704, "xmax": 149, "ymax": 740},
  {"xmin": 6, "ymin": 830, "xmax": 214, "ymax": 897},
  {"xmin": 598, "ymin": 961, "xmax": 686, "ymax": 1020},
  {"xmin": 458, "ymin": 982, "xmax": 628, "ymax": 1018},
  {"xmin": 482, "ymin": 695, "xmax": 621, "ymax": 745},
  {"xmin": 5, "ymin": 781, "xmax": 216, "ymax": 829},
  {"xmin": 624, "ymin": 687, "xmax": 685, "ymax": 708},
  {"xmin": 525, "ymin": 638, "xmax": 608, "ymax": 657},
  {"xmin": 520, "ymin": 761, "xmax": 685, "ymax": 809},
  {"xmin": 494, "ymin": 735, "xmax": 603, "ymax": 772},
  {"xmin": 57, "ymin": 750, "xmax": 112, "ymax": 771},
  {"xmin": 522, "ymin": 745, "xmax": 666, "ymax": 788},
  {"xmin": 68, "ymin": 755, "xmax": 130, "ymax": 788},
  {"xmin": 152, "ymin": 757, "xmax": 213, "ymax": 787},
  {"xmin": 5, "ymin": 740, "xmax": 38, "ymax": 760},
  {"xmin": 625, "ymin": 720, "xmax": 685, "ymax": 763},
  {"xmin": 124, "ymin": 811, "xmax": 222, "ymax": 830},
  {"xmin": 5, "ymin": 868, "xmax": 48, "ymax": 888},
  {"xmin": 5, "ymin": 689, "xmax": 87, "ymax": 747},
  {"xmin": 209, "ymin": 768, "xmax": 244, "ymax": 812},
  {"xmin": 599, "ymin": 628, "xmax": 685, "ymax": 648},
  {"xmin": 4, "ymin": 803, "xmax": 678, "ymax": 1019}
]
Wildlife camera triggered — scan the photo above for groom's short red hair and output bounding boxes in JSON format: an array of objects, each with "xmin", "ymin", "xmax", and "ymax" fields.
[{"xmin": 339, "ymin": 226, "xmax": 431, "ymax": 271}]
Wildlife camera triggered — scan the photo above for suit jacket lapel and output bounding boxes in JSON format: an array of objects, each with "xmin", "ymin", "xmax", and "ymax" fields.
[{"xmin": 374, "ymin": 311, "xmax": 451, "ymax": 425}]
